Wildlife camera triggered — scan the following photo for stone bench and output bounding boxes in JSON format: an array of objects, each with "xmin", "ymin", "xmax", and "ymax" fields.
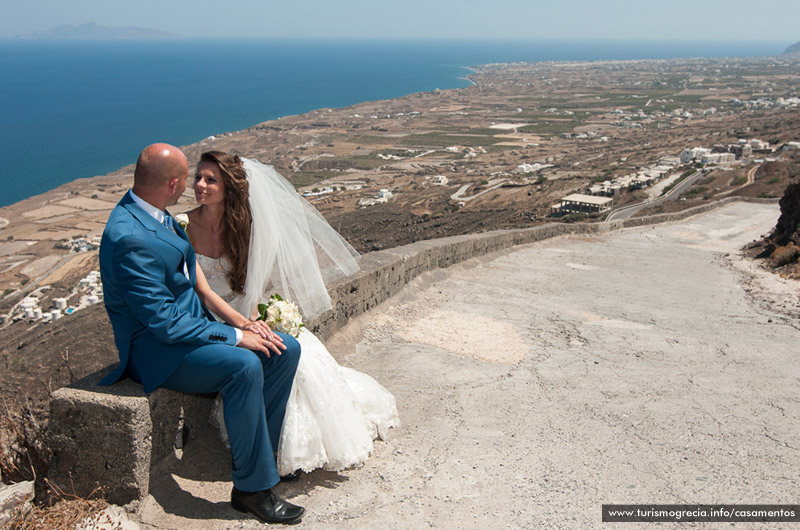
[
  {"xmin": 47, "ymin": 196, "xmax": 776, "ymax": 505},
  {"xmin": 48, "ymin": 367, "xmax": 217, "ymax": 506}
]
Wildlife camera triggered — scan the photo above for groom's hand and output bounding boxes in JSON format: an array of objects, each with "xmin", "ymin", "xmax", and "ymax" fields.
[{"xmin": 240, "ymin": 329, "xmax": 287, "ymax": 358}]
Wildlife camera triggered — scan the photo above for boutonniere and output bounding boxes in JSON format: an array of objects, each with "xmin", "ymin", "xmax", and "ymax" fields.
[{"xmin": 174, "ymin": 213, "xmax": 190, "ymax": 231}]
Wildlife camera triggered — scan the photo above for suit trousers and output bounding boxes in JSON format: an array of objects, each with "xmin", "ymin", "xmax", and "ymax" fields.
[{"xmin": 159, "ymin": 332, "xmax": 301, "ymax": 491}]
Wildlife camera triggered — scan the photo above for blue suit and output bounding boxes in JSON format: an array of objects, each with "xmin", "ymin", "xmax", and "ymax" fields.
[{"xmin": 99, "ymin": 191, "xmax": 299, "ymax": 490}]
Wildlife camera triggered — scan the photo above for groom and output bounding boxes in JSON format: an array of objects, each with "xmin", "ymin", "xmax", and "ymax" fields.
[{"xmin": 99, "ymin": 143, "xmax": 304, "ymax": 525}]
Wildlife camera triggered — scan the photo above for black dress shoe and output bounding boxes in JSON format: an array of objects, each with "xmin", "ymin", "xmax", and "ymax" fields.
[
  {"xmin": 231, "ymin": 487, "xmax": 305, "ymax": 525},
  {"xmin": 280, "ymin": 469, "xmax": 302, "ymax": 482}
]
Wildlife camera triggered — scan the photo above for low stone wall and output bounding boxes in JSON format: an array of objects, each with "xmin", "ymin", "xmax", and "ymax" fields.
[
  {"xmin": 47, "ymin": 196, "xmax": 777, "ymax": 504},
  {"xmin": 310, "ymin": 196, "xmax": 776, "ymax": 340}
]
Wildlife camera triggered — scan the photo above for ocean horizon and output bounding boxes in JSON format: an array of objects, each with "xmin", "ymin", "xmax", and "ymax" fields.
[{"xmin": 0, "ymin": 38, "xmax": 789, "ymax": 208}]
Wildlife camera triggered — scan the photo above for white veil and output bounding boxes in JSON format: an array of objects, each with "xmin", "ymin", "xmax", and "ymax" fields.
[{"xmin": 234, "ymin": 158, "xmax": 360, "ymax": 320}]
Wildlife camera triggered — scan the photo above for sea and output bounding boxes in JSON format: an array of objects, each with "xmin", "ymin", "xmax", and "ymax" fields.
[{"xmin": 0, "ymin": 38, "xmax": 788, "ymax": 208}]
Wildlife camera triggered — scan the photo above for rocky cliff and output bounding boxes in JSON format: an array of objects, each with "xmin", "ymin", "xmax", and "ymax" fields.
[{"xmin": 755, "ymin": 180, "xmax": 800, "ymax": 274}]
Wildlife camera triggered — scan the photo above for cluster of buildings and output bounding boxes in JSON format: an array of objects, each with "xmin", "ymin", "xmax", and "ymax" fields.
[
  {"xmin": 603, "ymin": 105, "xmax": 696, "ymax": 128},
  {"xmin": 561, "ymin": 131, "xmax": 610, "ymax": 141},
  {"xmin": 302, "ymin": 180, "xmax": 366, "ymax": 199},
  {"xmin": 54, "ymin": 235, "xmax": 101, "ymax": 252},
  {"xmin": 586, "ymin": 162, "xmax": 675, "ymax": 197},
  {"xmin": 680, "ymin": 138, "xmax": 774, "ymax": 166},
  {"xmin": 5, "ymin": 270, "xmax": 104, "ymax": 326},
  {"xmin": 728, "ymin": 96, "xmax": 800, "ymax": 109},
  {"xmin": 446, "ymin": 146, "xmax": 487, "ymax": 158},
  {"xmin": 550, "ymin": 159, "xmax": 679, "ymax": 216},
  {"xmin": 71, "ymin": 235, "xmax": 101, "ymax": 253},
  {"xmin": 549, "ymin": 133, "xmax": 797, "ymax": 218}
]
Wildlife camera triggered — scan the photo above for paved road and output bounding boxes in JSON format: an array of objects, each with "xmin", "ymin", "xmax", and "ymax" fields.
[
  {"xmin": 139, "ymin": 202, "xmax": 799, "ymax": 529},
  {"xmin": 450, "ymin": 179, "xmax": 508, "ymax": 202},
  {"xmin": 606, "ymin": 170, "xmax": 704, "ymax": 221}
]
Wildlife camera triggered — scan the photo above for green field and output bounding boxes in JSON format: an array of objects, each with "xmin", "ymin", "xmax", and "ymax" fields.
[{"xmin": 399, "ymin": 133, "xmax": 506, "ymax": 148}]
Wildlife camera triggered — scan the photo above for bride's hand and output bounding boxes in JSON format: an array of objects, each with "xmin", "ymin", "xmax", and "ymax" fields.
[
  {"xmin": 242, "ymin": 319, "xmax": 270, "ymax": 338},
  {"xmin": 242, "ymin": 320, "xmax": 284, "ymax": 345}
]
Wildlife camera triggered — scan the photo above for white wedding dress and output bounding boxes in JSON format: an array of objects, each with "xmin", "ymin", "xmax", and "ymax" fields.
[{"xmin": 197, "ymin": 253, "xmax": 400, "ymax": 475}]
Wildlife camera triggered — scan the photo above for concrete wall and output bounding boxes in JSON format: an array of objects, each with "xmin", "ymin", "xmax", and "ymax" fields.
[{"xmin": 48, "ymin": 196, "xmax": 777, "ymax": 505}]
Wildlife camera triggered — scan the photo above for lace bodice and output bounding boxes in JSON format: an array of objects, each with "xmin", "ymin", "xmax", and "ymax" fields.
[{"xmin": 196, "ymin": 254, "xmax": 235, "ymax": 303}]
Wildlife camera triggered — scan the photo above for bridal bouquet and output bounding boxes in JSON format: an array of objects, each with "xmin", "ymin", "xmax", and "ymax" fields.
[{"xmin": 257, "ymin": 294, "xmax": 305, "ymax": 337}]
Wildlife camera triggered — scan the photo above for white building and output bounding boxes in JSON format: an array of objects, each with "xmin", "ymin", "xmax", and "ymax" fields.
[
  {"xmin": 701, "ymin": 152, "xmax": 736, "ymax": 165},
  {"xmin": 358, "ymin": 189, "xmax": 394, "ymax": 207},
  {"xmin": 20, "ymin": 297, "xmax": 39, "ymax": 309},
  {"xmin": 514, "ymin": 163, "xmax": 553, "ymax": 174},
  {"xmin": 431, "ymin": 175, "xmax": 449, "ymax": 186},
  {"xmin": 551, "ymin": 194, "xmax": 613, "ymax": 215},
  {"xmin": 302, "ymin": 187, "xmax": 334, "ymax": 197},
  {"xmin": 680, "ymin": 147, "xmax": 711, "ymax": 164},
  {"xmin": 80, "ymin": 271, "xmax": 101, "ymax": 289}
]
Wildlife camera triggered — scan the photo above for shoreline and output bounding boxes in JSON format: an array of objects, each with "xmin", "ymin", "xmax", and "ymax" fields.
[
  {"xmin": 0, "ymin": 73, "xmax": 484, "ymax": 213},
  {"xmin": 1, "ymin": 50, "xmax": 792, "ymax": 213},
  {"xmin": 1, "ymin": 39, "xmax": 790, "ymax": 211},
  {"xmin": 0, "ymin": 55, "xmax": 797, "ymax": 302}
]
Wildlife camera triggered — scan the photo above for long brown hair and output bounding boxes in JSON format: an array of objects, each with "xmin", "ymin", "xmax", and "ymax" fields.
[{"xmin": 199, "ymin": 151, "xmax": 252, "ymax": 294}]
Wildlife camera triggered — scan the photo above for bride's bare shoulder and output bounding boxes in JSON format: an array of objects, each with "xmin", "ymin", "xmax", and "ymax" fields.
[{"xmin": 186, "ymin": 207, "xmax": 202, "ymax": 222}]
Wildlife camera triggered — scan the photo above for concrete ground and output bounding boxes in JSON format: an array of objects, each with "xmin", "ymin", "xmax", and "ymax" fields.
[{"xmin": 135, "ymin": 202, "xmax": 800, "ymax": 529}]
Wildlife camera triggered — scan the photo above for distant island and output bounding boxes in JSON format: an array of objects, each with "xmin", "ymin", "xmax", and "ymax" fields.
[
  {"xmin": 783, "ymin": 40, "xmax": 800, "ymax": 55},
  {"xmin": 15, "ymin": 22, "xmax": 181, "ymax": 40}
]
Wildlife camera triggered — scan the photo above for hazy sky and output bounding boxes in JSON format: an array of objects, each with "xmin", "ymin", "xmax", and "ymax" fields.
[{"xmin": 1, "ymin": 0, "xmax": 798, "ymax": 43}]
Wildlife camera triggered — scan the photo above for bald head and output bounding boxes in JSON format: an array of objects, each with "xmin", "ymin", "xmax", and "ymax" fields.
[{"xmin": 132, "ymin": 143, "xmax": 188, "ymax": 208}]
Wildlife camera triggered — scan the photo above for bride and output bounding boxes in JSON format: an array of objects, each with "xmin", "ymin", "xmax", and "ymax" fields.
[{"xmin": 185, "ymin": 151, "xmax": 399, "ymax": 476}]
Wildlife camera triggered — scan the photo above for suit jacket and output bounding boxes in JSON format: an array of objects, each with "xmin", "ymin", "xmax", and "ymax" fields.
[{"xmin": 99, "ymin": 191, "xmax": 236, "ymax": 392}]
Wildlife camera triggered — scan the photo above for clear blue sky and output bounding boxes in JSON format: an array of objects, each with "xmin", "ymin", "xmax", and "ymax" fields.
[{"xmin": 1, "ymin": 0, "xmax": 798, "ymax": 43}]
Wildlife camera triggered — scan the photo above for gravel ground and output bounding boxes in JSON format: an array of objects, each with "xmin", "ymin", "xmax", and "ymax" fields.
[{"xmin": 134, "ymin": 202, "xmax": 800, "ymax": 529}]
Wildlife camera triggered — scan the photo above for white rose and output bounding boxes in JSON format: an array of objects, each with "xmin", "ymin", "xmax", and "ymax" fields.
[
  {"xmin": 174, "ymin": 213, "xmax": 189, "ymax": 230},
  {"xmin": 267, "ymin": 304, "xmax": 282, "ymax": 322}
]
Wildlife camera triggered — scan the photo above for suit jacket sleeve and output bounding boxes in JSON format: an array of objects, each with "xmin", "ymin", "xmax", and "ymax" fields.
[{"xmin": 114, "ymin": 231, "xmax": 236, "ymax": 346}]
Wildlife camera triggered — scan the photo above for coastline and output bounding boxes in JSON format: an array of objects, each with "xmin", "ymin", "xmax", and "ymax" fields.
[
  {"xmin": 2, "ymin": 39, "xmax": 788, "ymax": 209},
  {"xmin": 1, "ymin": 52, "xmax": 797, "ymax": 218}
]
